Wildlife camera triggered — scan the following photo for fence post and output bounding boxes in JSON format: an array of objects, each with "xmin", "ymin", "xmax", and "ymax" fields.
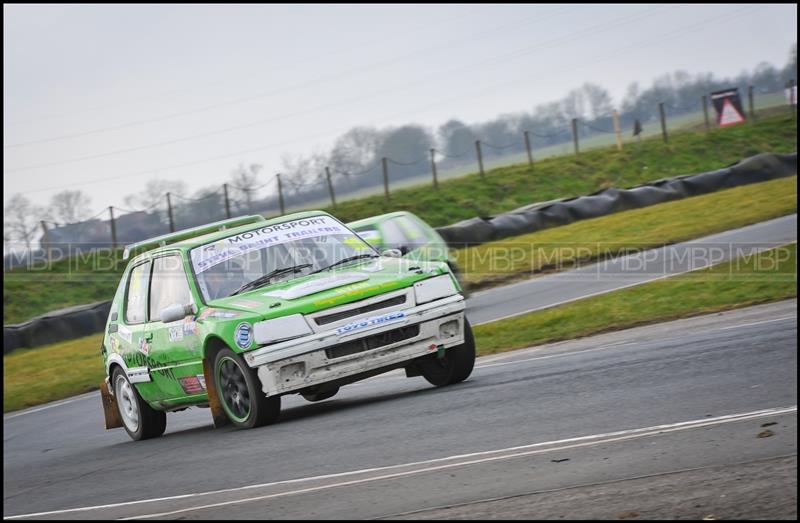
[
  {"xmin": 612, "ymin": 110, "xmax": 623, "ymax": 151},
  {"xmin": 276, "ymin": 174, "xmax": 286, "ymax": 215},
  {"xmin": 40, "ymin": 220, "xmax": 50, "ymax": 265},
  {"xmin": 702, "ymin": 95, "xmax": 710, "ymax": 131},
  {"xmin": 523, "ymin": 131, "xmax": 534, "ymax": 168},
  {"xmin": 748, "ymin": 85, "xmax": 755, "ymax": 122},
  {"xmin": 223, "ymin": 183, "xmax": 231, "ymax": 218},
  {"xmin": 658, "ymin": 103, "xmax": 668, "ymax": 143},
  {"xmin": 475, "ymin": 140, "xmax": 485, "ymax": 177},
  {"xmin": 325, "ymin": 167, "xmax": 337, "ymax": 208},
  {"xmin": 430, "ymin": 149, "xmax": 439, "ymax": 189},
  {"xmin": 571, "ymin": 119, "xmax": 579, "ymax": 156},
  {"xmin": 166, "ymin": 192, "xmax": 175, "ymax": 232},
  {"xmin": 382, "ymin": 157, "xmax": 390, "ymax": 201},
  {"xmin": 109, "ymin": 206, "xmax": 117, "ymax": 249}
]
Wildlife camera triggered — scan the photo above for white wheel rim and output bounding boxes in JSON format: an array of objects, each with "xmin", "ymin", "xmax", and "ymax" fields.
[{"xmin": 115, "ymin": 375, "xmax": 140, "ymax": 433}]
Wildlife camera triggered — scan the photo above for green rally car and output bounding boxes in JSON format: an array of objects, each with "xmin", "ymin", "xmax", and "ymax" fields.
[
  {"xmin": 101, "ymin": 211, "xmax": 474, "ymax": 441},
  {"xmin": 347, "ymin": 211, "xmax": 464, "ymax": 285}
]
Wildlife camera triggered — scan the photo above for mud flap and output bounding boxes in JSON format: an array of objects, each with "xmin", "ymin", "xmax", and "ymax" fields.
[
  {"xmin": 100, "ymin": 381, "xmax": 123, "ymax": 430},
  {"xmin": 203, "ymin": 359, "xmax": 230, "ymax": 428}
]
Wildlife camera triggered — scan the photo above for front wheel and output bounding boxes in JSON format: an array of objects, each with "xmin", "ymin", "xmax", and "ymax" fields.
[
  {"xmin": 112, "ymin": 367, "xmax": 166, "ymax": 441},
  {"xmin": 417, "ymin": 318, "xmax": 476, "ymax": 387},
  {"xmin": 214, "ymin": 348, "xmax": 281, "ymax": 429}
]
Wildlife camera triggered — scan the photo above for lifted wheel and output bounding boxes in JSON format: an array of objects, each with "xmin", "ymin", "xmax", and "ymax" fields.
[{"xmin": 417, "ymin": 318, "xmax": 476, "ymax": 387}]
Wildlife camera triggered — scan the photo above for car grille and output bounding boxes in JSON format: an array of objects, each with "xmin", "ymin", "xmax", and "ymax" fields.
[
  {"xmin": 315, "ymin": 295, "xmax": 407, "ymax": 326},
  {"xmin": 325, "ymin": 325, "xmax": 420, "ymax": 359}
]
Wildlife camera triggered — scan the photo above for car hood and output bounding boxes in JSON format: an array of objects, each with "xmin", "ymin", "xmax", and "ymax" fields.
[{"xmin": 206, "ymin": 257, "xmax": 445, "ymax": 319}]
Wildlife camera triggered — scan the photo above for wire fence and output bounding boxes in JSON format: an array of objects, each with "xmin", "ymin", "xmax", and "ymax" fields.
[{"xmin": 5, "ymin": 83, "xmax": 796, "ymax": 268}]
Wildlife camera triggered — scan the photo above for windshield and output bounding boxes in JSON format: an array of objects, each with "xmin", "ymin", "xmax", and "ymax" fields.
[{"xmin": 190, "ymin": 215, "xmax": 377, "ymax": 301}]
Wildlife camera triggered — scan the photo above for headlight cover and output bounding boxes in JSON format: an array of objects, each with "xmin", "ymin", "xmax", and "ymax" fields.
[
  {"xmin": 253, "ymin": 314, "xmax": 312, "ymax": 345},
  {"xmin": 414, "ymin": 274, "xmax": 458, "ymax": 305}
]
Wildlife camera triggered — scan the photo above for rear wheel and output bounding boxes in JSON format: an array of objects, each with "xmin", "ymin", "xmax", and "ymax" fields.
[
  {"xmin": 214, "ymin": 348, "xmax": 281, "ymax": 429},
  {"xmin": 112, "ymin": 367, "xmax": 166, "ymax": 441},
  {"xmin": 418, "ymin": 318, "xmax": 476, "ymax": 387}
]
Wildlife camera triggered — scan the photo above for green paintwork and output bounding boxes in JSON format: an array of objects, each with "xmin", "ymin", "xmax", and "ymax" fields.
[
  {"xmin": 348, "ymin": 211, "xmax": 453, "ymax": 265},
  {"xmin": 102, "ymin": 211, "xmax": 453, "ymax": 412}
]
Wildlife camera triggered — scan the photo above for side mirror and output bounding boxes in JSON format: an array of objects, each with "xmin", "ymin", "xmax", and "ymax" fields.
[
  {"xmin": 381, "ymin": 248, "xmax": 403, "ymax": 258},
  {"xmin": 160, "ymin": 303, "xmax": 189, "ymax": 323}
]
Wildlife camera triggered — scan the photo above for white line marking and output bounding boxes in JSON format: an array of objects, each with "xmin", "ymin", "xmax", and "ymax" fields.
[
  {"xmin": 716, "ymin": 316, "xmax": 797, "ymax": 331},
  {"xmin": 475, "ymin": 343, "xmax": 637, "ymax": 369},
  {"xmin": 5, "ymin": 405, "xmax": 796, "ymax": 520},
  {"xmin": 3, "ymin": 393, "xmax": 98, "ymax": 420},
  {"xmin": 125, "ymin": 406, "xmax": 800, "ymax": 520}
]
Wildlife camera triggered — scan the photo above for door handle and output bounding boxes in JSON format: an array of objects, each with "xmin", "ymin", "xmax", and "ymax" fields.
[{"xmin": 144, "ymin": 332, "xmax": 153, "ymax": 342}]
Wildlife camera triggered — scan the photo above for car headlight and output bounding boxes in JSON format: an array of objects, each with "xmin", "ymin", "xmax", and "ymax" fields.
[
  {"xmin": 253, "ymin": 314, "xmax": 312, "ymax": 345},
  {"xmin": 414, "ymin": 274, "xmax": 458, "ymax": 304}
]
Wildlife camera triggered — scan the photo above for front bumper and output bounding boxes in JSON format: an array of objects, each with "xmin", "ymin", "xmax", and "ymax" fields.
[{"xmin": 244, "ymin": 294, "xmax": 466, "ymax": 396}]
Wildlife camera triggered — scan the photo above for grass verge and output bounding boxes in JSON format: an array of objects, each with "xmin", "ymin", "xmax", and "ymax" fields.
[
  {"xmin": 473, "ymin": 243, "xmax": 797, "ymax": 355},
  {"xmin": 457, "ymin": 175, "xmax": 797, "ymax": 290},
  {"xmin": 4, "ymin": 243, "xmax": 796, "ymax": 413}
]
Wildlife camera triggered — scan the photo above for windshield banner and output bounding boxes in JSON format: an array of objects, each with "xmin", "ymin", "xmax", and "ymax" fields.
[{"xmin": 191, "ymin": 215, "xmax": 348, "ymax": 273}]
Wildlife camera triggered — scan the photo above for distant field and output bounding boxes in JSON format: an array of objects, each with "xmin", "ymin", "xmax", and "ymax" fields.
[{"xmin": 3, "ymin": 111, "xmax": 796, "ymax": 325}]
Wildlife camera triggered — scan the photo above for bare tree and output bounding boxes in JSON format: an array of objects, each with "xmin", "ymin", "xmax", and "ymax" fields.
[
  {"xmin": 4, "ymin": 194, "xmax": 41, "ymax": 250},
  {"xmin": 581, "ymin": 83, "xmax": 614, "ymax": 120},
  {"xmin": 47, "ymin": 190, "xmax": 92, "ymax": 224},
  {"xmin": 124, "ymin": 178, "xmax": 187, "ymax": 210},
  {"xmin": 328, "ymin": 126, "xmax": 380, "ymax": 175},
  {"xmin": 280, "ymin": 151, "xmax": 326, "ymax": 195},
  {"xmin": 230, "ymin": 163, "xmax": 263, "ymax": 212}
]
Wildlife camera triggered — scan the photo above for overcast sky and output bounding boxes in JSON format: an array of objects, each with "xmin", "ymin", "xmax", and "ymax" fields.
[{"xmin": 3, "ymin": 3, "xmax": 797, "ymax": 215}]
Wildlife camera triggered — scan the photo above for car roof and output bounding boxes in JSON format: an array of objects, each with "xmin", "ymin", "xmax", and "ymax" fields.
[
  {"xmin": 348, "ymin": 211, "xmax": 420, "ymax": 230},
  {"xmin": 128, "ymin": 210, "xmax": 336, "ymax": 264}
]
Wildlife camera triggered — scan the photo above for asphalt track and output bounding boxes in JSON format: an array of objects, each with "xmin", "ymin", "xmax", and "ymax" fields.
[
  {"xmin": 467, "ymin": 213, "xmax": 797, "ymax": 324},
  {"xmin": 3, "ymin": 215, "xmax": 797, "ymax": 519}
]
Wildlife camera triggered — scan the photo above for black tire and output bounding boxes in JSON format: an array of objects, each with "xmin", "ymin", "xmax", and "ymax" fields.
[
  {"xmin": 418, "ymin": 318, "xmax": 476, "ymax": 387},
  {"xmin": 112, "ymin": 367, "xmax": 166, "ymax": 441},
  {"xmin": 214, "ymin": 347, "xmax": 281, "ymax": 429},
  {"xmin": 301, "ymin": 387, "xmax": 340, "ymax": 402}
]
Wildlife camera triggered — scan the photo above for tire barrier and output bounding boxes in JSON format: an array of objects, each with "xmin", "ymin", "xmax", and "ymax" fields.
[
  {"xmin": 3, "ymin": 152, "xmax": 795, "ymax": 354},
  {"xmin": 4, "ymin": 300, "xmax": 111, "ymax": 355},
  {"xmin": 435, "ymin": 152, "xmax": 797, "ymax": 247}
]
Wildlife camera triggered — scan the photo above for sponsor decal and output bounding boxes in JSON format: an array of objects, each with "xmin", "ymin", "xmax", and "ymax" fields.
[
  {"xmin": 335, "ymin": 311, "xmax": 406, "ymax": 335},
  {"xmin": 196, "ymin": 374, "xmax": 206, "ymax": 390},
  {"xmin": 168, "ymin": 325, "xmax": 184, "ymax": 342},
  {"xmin": 182, "ymin": 319, "xmax": 198, "ymax": 335},
  {"xmin": 313, "ymin": 280, "xmax": 397, "ymax": 307},
  {"xmin": 231, "ymin": 299, "xmax": 261, "ymax": 309},
  {"xmin": 137, "ymin": 336, "xmax": 150, "ymax": 356},
  {"xmin": 117, "ymin": 325, "xmax": 133, "ymax": 343},
  {"xmin": 178, "ymin": 376, "xmax": 206, "ymax": 395},
  {"xmin": 190, "ymin": 215, "xmax": 347, "ymax": 274},
  {"xmin": 235, "ymin": 322, "xmax": 253, "ymax": 349},
  {"xmin": 109, "ymin": 336, "xmax": 120, "ymax": 353}
]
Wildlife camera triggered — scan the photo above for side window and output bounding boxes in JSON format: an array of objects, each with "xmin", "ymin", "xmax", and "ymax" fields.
[
  {"xmin": 397, "ymin": 216, "xmax": 429, "ymax": 249},
  {"xmin": 125, "ymin": 262, "xmax": 151, "ymax": 324},
  {"xmin": 380, "ymin": 219, "xmax": 410, "ymax": 251},
  {"xmin": 149, "ymin": 255, "xmax": 193, "ymax": 322},
  {"xmin": 353, "ymin": 226, "xmax": 382, "ymax": 250}
]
